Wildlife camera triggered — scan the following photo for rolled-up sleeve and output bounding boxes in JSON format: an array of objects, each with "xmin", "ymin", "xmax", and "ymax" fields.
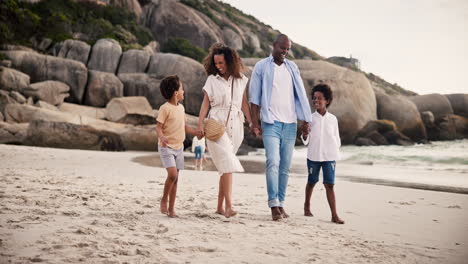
[{"xmin": 249, "ymin": 63, "xmax": 262, "ymax": 106}]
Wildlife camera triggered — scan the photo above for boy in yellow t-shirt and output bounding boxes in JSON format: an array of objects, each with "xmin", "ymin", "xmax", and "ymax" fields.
[{"xmin": 156, "ymin": 75, "xmax": 197, "ymax": 218}]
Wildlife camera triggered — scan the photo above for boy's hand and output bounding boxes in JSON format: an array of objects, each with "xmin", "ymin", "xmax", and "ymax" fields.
[
  {"xmin": 301, "ymin": 122, "xmax": 310, "ymax": 139},
  {"xmin": 159, "ymin": 135, "xmax": 169, "ymax": 147}
]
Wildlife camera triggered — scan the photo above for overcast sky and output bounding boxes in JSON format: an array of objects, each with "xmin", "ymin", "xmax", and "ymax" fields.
[{"xmin": 222, "ymin": 0, "xmax": 468, "ymax": 95}]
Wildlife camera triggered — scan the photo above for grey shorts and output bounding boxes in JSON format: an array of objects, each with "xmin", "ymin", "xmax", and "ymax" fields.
[{"xmin": 159, "ymin": 146, "xmax": 184, "ymax": 170}]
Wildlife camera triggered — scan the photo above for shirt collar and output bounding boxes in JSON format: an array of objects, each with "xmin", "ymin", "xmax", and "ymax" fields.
[{"xmin": 313, "ymin": 110, "xmax": 328, "ymax": 117}]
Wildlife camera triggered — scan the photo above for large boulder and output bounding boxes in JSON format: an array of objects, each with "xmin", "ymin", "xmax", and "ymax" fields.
[
  {"xmin": 147, "ymin": 53, "xmax": 206, "ymax": 115},
  {"xmin": 426, "ymin": 114, "xmax": 468, "ymax": 140},
  {"xmin": 222, "ymin": 28, "xmax": 243, "ymax": 50},
  {"xmin": 4, "ymin": 104, "xmax": 39, "ymax": 123},
  {"xmin": 58, "ymin": 102, "xmax": 107, "ymax": 120},
  {"xmin": 410, "ymin": 94, "xmax": 453, "ymax": 118},
  {"xmin": 0, "ymin": 90, "xmax": 17, "ymax": 114},
  {"xmin": 445, "ymin": 94, "xmax": 468, "ymax": 118},
  {"xmin": 0, "ymin": 66, "xmax": 30, "ymax": 92},
  {"xmin": 9, "ymin": 91, "xmax": 26, "ymax": 104},
  {"xmin": 141, "ymin": 1, "xmax": 222, "ymax": 50},
  {"xmin": 25, "ymin": 119, "xmax": 125, "ymax": 151},
  {"xmin": 118, "ymin": 73, "xmax": 163, "ymax": 109},
  {"xmin": 106, "ymin": 96, "xmax": 155, "ymax": 125},
  {"xmin": 55, "ymin": 39, "xmax": 91, "ymax": 65},
  {"xmin": 294, "ymin": 60, "xmax": 377, "ymax": 144},
  {"xmin": 117, "ymin": 49, "xmax": 151, "ymax": 74},
  {"xmin": 84, "ymin": 70, "xmax": 124, "ymax": 107},
  {"xmin": 0, "ymin": 121, "xmax": 28, "ymax": 144},
  {"xmin": 244, "ymin": 31, "xmax": 262, "ymax": 53},
  {"xmin": 87, "ymin": 39, "xmax": 122, "ymax": 73},
  {"xmin": 23, "ymin": 80, "xmax": 70, "ymax": 106},
  {"xmin": 375, "ymin": 90, "xmax": 426, "ymax": 141},
  {"xmin": 355, "ymin": 120, "xmax": 413, "ymax": 146},
  {"xmin": 109, "ymin": 0, "xmax": 142, "ymax": 16},
  {"xmin": 1, "ymin": 51, "xmax": 88, "ymax": 103}
]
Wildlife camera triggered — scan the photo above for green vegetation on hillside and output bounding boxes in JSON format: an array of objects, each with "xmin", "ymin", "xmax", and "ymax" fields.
[
  {"xmin": 0, "ymin": 0, "xmax": 152, "ymax": 49},
  {"xmin": 161, "ymin": 37, "xmax": 208, "ymax": 62}
]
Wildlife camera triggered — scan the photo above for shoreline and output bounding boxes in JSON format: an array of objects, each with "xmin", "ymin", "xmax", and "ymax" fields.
[{"xmin": 133, "ymin": 152, "xmax": 468, "ymax": 195}]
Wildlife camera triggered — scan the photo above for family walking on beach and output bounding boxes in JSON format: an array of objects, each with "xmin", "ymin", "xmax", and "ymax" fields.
[{"xmin": 156, "ymin": 34, "xmax": 344, "ymax": 224}]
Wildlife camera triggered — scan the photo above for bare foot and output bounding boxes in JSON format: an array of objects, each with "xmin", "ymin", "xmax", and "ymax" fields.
[
  {"xmin": 271, "ymin": 207, "xmax": 282, "ymax": 221},
  {"xmin": 331, "ymin": 216, "xmax": 344, "ymax": 224},
  {"xmin": 168, "ymin": 211, "xmax": 179, "ymax": 218},
  {"xmin": 215, "ymin": 210, "xmax": 225, "ymax": 215},
  {"xmin": 278, "ymin": 207, "xmax": 289, "ymax": 218},
  {"xmin": 304, "ymin": 206, "xmax": 313, "ymax": 217},
  {"xmin": 160, "ymin": 199, "xmax": 168, "ymax": 214},
  {"xmin": 224, "ymin": 208, "xmax": 237, "ymax": 218}
]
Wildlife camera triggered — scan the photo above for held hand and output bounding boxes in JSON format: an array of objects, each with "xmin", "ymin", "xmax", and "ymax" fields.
[
  {"xmin": 250, "ymin": 123, "xmax": 261, "ymax": 138},
  {"xmin": 196, "ymin": 125, "xmax": 204, "ymax": 140},
  {"xmin": 301, "ymin": 122, "xmax": 310, "ymax": 139}
]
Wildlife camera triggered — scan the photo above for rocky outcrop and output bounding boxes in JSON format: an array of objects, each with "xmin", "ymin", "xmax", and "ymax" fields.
[
  {"xmin": 23, "ymin": 81, "xmax": 70, "ymax": 106},
  {"xmin": 58, "ymin": 102, "xmax": 107, "ymax": 120},
  {"xmin": 355, "ymin": 120, "xmax": 413, "ymax": 146},
  {"xmin": 26, "ymin": 119, "xmax": 125, "ymax": 151},
  {"xmin": 9, "ymin": 91, "xmax": 26, "ymax": 104},
  {"xmin": 84, "ymin": 70, "xmax": 124, "ymax": 107},
  {"xmin": 294, "ymin": 60, "xmax": 377, "ymax": 144},
  {"xmin": 0, "ymin": 66, "xmax": 30, "ymax": 92},
  {"xmin": 87, "ymin": 39, "xmax": 122, "ymax": 73},
  {"xmin": 375, "ymin": 89, "xmax": 426, "ymax": 141},
  {"xmin": 222, "ymin": 28, "xmax": 243, "ymax": 50},
  {"xmin": 426, "ymin": 114, "xmax": 468, "ymax": 141},
  {"xmin": 445, "ymin": 94, "xmax": 468, "ymax": 118},
  {"xmin": 110, "ymin": 0, "xmax": 142, "ymax": 17},
  {"xmin": 0, "ymin": 90, "xmax": 17, "ymax": 114},
  {"xmin": 410, "ymin": 94, "xmax": 453, "ymax": 118},
  {"xmin": 1, "ymin": 51, "xmax": 88, "ymax": 103},
  {"xmin": 4, "ymin": 104, "xmax": 39, "ymax": 123},
  {"xmin": 35, "ymin": 100, "xmax": 58, "ymax": 111},
  {"xmin": 117, "ymin": 49, "xmax": 151, "ymax": 74},
  {"xmin": 55, "ymin": 39, "xmax": 91, "ymax": 65},
  {"xmin": 118, "ymin": 73, "xmax": 163, "ymax": 109},
  {"xmin": 106, "ymin": 96, "xmax": 155, "ymax": 125},
  {"xmin": 0, "ymin": 122, "xmax": 28, "ymax": 144},
  {"xmin": 147, "ymin": 53, "xmax": 206, "ymax": 115},
  {"xmin": 142, "ymin": 0, "xmax": 222, "ymax": 50}
]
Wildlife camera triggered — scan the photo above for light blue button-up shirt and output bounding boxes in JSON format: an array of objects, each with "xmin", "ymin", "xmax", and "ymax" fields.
[{"xmin": 249, "ymin": 55, "xmax": 312, "ymax": 124}]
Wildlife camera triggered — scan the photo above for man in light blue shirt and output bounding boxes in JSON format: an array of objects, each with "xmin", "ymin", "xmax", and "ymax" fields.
[{"xmin": 249, "ymin": 34, "xmax": 312, "ymax": 221}]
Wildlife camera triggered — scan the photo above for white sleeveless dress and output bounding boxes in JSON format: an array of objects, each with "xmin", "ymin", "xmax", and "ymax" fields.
[{"xmin": 202, "ymin": 74, "xmax": 248, "ymax": 175}]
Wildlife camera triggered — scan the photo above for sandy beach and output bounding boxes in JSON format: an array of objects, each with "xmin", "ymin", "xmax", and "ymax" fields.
[{"xmin": 1, "ymin": 144, "xmax": 467, "ymax": 263}]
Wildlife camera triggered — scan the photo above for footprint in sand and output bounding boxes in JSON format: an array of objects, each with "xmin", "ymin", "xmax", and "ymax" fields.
[
  {"xmin": 447, "ymin": 205, "xmax": 461, "ymax": 209},
  {"xmin": 157, "ymin": 224, "xmax": 169, "ymax": 234}
]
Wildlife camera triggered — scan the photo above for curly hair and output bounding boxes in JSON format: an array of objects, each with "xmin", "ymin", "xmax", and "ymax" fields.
[
  {"xmin": 312, "ymin": 84, "xmax": 333, "ymax": 107},
  {"xmin": 160, "ymin": 75, "xmax": 180, "ymax": 100},
  {"xmin": 203, "ymin": 43, "xmax": 244, "ymax": 78}
]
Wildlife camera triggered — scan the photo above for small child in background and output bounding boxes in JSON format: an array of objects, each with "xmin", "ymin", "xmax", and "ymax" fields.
[
  {"xmin": 302, "ymin": 84, "xmax": 344, "ymax": 224},
  {"xmin": 156, "ymin": 75, "xmax": 198, "ymax": 218},
  {"xmin": 191, "ymin": 136, "xmax": 206, "ymax": 170}
]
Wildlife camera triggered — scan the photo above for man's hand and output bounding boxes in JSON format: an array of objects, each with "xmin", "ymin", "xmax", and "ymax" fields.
[{"xmin": 251, "ymin": 123, "xmax": 261, "ymax": 138}]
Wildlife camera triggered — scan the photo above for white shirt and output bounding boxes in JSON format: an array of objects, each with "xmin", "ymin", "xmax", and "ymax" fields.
[
  {"xmin": 302, "ymin": 111, "xmax": 341, "ymax": 161},
  {"xmin": 191, "ymin": 136, "xmax": 206, "ymax": 153},
  {"xmin": 269, "ymin": 63, "xmax": 297, "ymax": 123}
]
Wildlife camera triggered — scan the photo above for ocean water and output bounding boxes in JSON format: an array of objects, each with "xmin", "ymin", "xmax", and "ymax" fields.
[
  {"xmin": 296, "ymin": 139, "xmax": 468, "ymax": 173},
  {"xmin": 247, "ymin": 139, "xmax": 468, "ymax": 193}
]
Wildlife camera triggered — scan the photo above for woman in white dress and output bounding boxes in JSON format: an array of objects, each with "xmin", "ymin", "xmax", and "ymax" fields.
[{"xmin": 197, "ymin": 43, "xmax": 253, "ymax": 218}]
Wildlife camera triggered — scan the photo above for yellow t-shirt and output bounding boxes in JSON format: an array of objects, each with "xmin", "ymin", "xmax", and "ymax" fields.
[{"xmin": 156, "ymin": 102, "xmax": 186, "ymax": 149}]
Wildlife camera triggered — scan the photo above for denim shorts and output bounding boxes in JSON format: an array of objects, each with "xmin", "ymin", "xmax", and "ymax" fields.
[
  {"xmin": 194, "ymin": 146, "xmax": 202, "ymax": 159},
  {"xmin": 307, "ymin": 159, "xmax": 336, "ymax": 185},
  {"xmin": 159, "ymin": 146, "xmax": 184, "ymax": 170}
]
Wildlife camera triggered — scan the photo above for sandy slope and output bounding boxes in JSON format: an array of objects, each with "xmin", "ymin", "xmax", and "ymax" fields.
[{"xmin": 0, "ymin": 144, "xmax": 467, "ymax": 263}]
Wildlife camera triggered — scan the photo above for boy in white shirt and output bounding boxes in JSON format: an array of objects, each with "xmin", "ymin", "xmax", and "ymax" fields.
[{"xmin": 302, "ymin": 84, "xmax": 344, "ymax": 224}]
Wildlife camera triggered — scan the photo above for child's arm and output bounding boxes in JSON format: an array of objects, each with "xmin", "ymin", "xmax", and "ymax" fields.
[
  {"xmin": 185, "ymin": 125, "xmax": 198, "ymax": 136},
  {"xmin": 156, "ymin": 122, "xmax": 169, "ymax": 147},
  {"xmin": 335, "ymin": 119, "xmax": 341, "ymax": 148},
  {"xmin": 301, "ymin": 121, "xmax": 310, "ymax": 145}
]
